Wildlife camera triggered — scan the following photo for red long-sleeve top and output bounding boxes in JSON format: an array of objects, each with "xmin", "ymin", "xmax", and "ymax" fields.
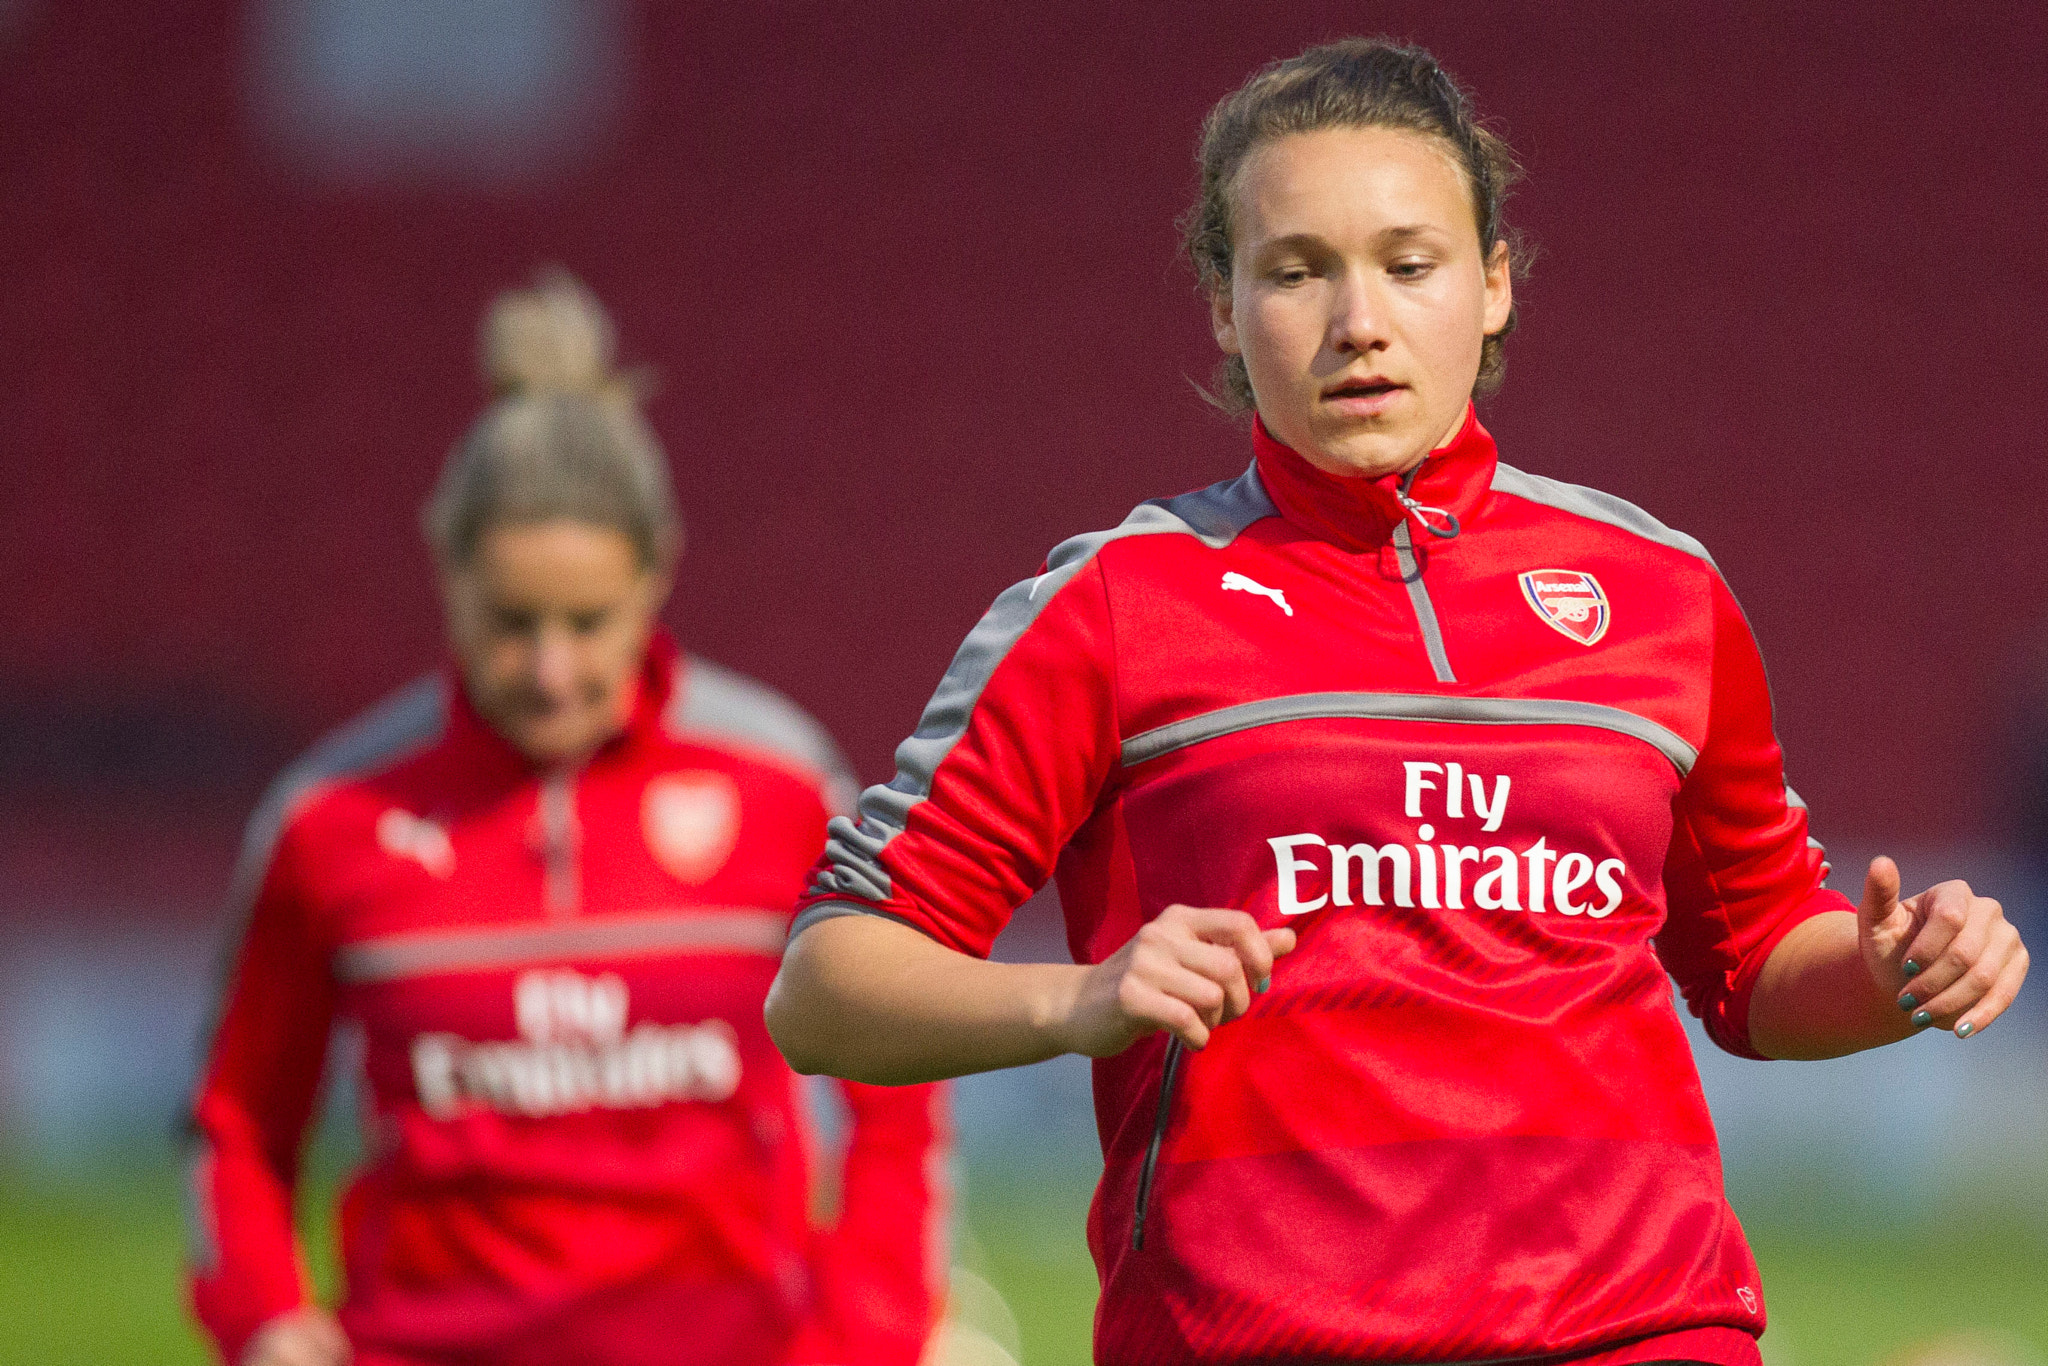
[
  {"xmin": 188, "ymin": 639, "xmax": 948, "ymax": 1366},
  {"xmin": 795, "ymin": 409, "xmax": 1846, "ymax": 1365}
]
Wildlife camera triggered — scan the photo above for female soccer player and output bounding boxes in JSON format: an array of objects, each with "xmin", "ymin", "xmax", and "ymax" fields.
[
  {"xmin": 767, "ymin": 39, "xmax": 2028, "ymax": 1366},
  {"xmin": 187, "ymin": 272, "xmax": 947, "ymax": 1366}
]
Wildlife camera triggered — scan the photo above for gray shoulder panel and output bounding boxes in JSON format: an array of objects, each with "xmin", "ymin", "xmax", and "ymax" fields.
[
  {"xmin": 187, "ymin": 672, "xmax": 448, "ymax": 1264},
  {"xmin": 224, "ymin": 674, "xmax": 450, "ymax": 925},
  {"xmin": 668, "ymin": 655, "xmax": 858, "ymax": 814},
  {"xmin": 1491, "ymin": 463, "xmax": 1716, "ymax": 566},
  {"xmin": 810, "ymin": 463, "xmax": 1277, "ymax": 903}
]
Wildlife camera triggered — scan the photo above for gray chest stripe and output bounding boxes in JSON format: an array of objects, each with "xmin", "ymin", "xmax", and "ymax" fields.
[
  {"xmin": 1391, "ymin": 520, "xmax": 1457, "ymax": 683},
  {"xmin": 1119, "ymin": 691, "xmax": 1698, "ymax": 776}
]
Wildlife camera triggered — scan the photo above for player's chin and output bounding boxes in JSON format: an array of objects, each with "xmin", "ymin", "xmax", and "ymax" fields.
[
  {"xmin": 505, "ymin": 713, "xmax": 601, "ymax": 765},
  {"xmin": 1309, "ymin": 420, "xmax": 1418, "ymax": 479}
]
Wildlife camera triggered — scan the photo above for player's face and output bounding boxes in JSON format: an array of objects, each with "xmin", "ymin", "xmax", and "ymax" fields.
[
  {"xmin": 1212, "ymin": 125, "xmax": 1513, "ymax": 480},
  {"xmin": 442, "ymin": 521, "xmax": 668, "ymax": 768}
]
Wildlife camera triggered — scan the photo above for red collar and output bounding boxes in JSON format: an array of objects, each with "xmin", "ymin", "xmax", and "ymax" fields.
[
  {"xmin": 1252, "ymin": 404, "xmax": 1498, "ymax": 553},
  {"xmin": 444, "ymin": 630, "xmax": 680, "ymax": 775}
]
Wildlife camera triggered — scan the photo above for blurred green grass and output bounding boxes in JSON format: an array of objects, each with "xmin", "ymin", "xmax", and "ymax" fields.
[{"xmin": 4, "ymin": 1158, "xmax": 2044, "ymax": 1366}]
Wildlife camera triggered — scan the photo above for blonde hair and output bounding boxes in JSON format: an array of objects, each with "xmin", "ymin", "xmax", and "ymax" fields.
[{"xmin": 424, "ymin": 268, "xmax": 680, "ymax": 570}]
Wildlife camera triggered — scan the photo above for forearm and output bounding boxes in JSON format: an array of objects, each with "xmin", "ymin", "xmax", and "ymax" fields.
[
  {"xmin": 767, "ymin": 914, "xmax": 1086, "ymax": 1084},
  {"xmin": 187, "ymin": 1115, "xmax": 313, "ymax": 1359},
  {"xmin": 1746, "ymin": 910, "xmax": 1912, "ymax": 1060}
]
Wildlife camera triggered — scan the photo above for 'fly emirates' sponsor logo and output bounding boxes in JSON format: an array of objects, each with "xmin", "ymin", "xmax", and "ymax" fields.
[
  {"xmin": 1267, "ymin": 760, "xmax": 1629, "ymax": 919},
  {"xmin": 411, "ymin": 968, "xmax": 741, "ymax": 1120}
]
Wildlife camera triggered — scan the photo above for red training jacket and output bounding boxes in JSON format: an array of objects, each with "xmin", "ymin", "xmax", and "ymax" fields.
[
  {"xmin": 795, "ymin": 409, "xmax": 1846, "ymax": 1365},
  {"xmin": 189, "ymin": 639, "xmax": 948, "ymax": 1366}
]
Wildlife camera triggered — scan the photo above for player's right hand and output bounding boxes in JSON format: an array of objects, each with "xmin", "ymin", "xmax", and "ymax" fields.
[
  {"xmin": 241, "ymin": 1306, "xmax": 351, "ymax": 1366},
  {"xmin": 1058, "ymin": 904, "xmax": 1295, "ymax": 1056}
]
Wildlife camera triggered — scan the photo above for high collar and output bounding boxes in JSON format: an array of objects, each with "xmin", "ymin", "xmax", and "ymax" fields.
[
  {"xmin": 1253, "ymin": 404, "xmax": 1498, "ymax": 554},
  {"xmin": 444, "ymin": 629, "xmax": 680, "ymax": 777}
]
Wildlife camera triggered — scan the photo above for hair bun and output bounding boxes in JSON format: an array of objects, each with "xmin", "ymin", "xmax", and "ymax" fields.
[{"xmin": 480, "ymin": 267, "xmax": 621, "ymax": 399}]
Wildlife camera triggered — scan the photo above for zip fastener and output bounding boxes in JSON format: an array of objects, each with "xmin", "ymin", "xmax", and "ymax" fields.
[
  {"xmin": 538, "ymin": 770, "xmax": 582, "ymax": 915},
  {"xmin": 1132, "ymin": 467, "xmax": 1459, "ymax": 1252},
  {"xmin": 1130, "ymin": 1037, "xmax": 1184, "ymax": 1250},
  {"xmin": 1393, "ymin": 465, "xmax": 1459, "ymax": 684}
]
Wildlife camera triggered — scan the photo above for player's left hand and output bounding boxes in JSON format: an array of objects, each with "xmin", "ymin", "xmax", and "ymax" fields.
[{"xmin": 1858, "ymin": 856, "xmax": 2028, "ymax": 1039}]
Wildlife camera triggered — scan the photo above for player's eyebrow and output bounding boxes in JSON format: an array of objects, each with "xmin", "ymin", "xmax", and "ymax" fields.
[
  {"xmin": 1376, "ymin": 224, "xmax": 1454, "ymax": 246},
  {"xmin": 1253, "ymin": 224, "xmax": 1456, "ymax": 256},
  {"xmin": 1255, "ymin": 232, "xmax": 1332, "ymax": 254}
]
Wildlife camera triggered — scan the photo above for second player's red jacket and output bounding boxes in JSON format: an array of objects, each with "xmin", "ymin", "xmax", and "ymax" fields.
[
  {"xmin": 796, "ymin": 408, "xmax": 1846, "ymax": 1365},
  {"xmin": 189, "ymin": 638, "xmax": 947, "ymax": 1366}
]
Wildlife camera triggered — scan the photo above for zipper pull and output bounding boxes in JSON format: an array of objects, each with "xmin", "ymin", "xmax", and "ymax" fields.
[
  {"xmin": 1397, "ymin": 465, "xmax": 1462, "ymax": 540},
  {"xmin": 537, "ymin": 771, "xmax": 581, "ymax": 915}
]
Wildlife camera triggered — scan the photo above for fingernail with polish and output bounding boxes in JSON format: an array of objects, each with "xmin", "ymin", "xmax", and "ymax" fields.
[
  {"xmin": 1912, "ymin": 1009, "xmax": 1932, "ymax": 1027},
  {"xmin": 1897, "ymin": 994, "xmax": 1918, "ymax": 1012},
  {"xmin": 1254, "ymin": 977, "xmax": 1270, "ymax": 994},
  {"xmin": 1903, "ymin": 959, "xmax": 1922, "ymax": 976},
  {"xmin": 1957, "ymin": 1021, "xmax": 1975, "ymax": 1039}
]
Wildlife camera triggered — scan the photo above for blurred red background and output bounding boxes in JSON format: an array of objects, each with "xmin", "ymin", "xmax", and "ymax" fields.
[{"xmin": 4, "ymin": 0, "xmax": 2045, "ymax": 924}]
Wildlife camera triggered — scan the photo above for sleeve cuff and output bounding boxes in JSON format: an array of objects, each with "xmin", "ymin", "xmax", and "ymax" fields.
[
  {"xmin": 1713, "ymin": 886, "xmax": 1855, "ymax": 1059},
  {"xmin": 788, "ymin": 900, "xmax": 943, "ymax": 945}
]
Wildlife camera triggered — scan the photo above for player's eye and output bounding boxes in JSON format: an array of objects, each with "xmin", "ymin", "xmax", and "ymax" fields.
[{"xmin": 568, "ymin": 610, "xmax": 609, "ymax": 635}]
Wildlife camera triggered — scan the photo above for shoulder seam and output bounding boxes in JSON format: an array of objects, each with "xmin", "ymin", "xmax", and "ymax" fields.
[
  {"xmin": 225, "ymin": 675, "xmax": 449, "ymax": 918},
  {"xmin": 810, "ymin": 461, "xmax": 1275, "ymax": 902},
  {"xmin": 1491, "ymin": 462, "xmax": 1716, "ymax": 567},
  {"xmin": 194, "ymin": 674, "xmax": 450, "ymax": 1114}
]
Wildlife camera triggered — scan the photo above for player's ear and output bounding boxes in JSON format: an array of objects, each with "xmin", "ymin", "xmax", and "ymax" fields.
[
  {"xmin": 640, "ymin": 567, "xmax": 674, "ymax": 616},
  {"xmin": 1211, "ymin": 285, "xmax": 1240, "ymax": 355},
  {"xmin": 1482, "ymin": 240, "xmax": 1513, "ymax": 336}
]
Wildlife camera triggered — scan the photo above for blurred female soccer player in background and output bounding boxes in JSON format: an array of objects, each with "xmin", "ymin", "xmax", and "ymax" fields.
[
  {"xmin": 187, "ymin": 272, "xmax": 948, "ymax": 1366},
  {"xmin": 768, "ymin": 38, "xmax": 2029, "ymax": 1366}
]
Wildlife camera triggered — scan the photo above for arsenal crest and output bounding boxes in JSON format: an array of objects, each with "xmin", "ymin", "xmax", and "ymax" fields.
[
  {"xmin": 643, "ymin": 771, "xmax": 741, "ymax": 883},
  {"xmin": 1519, "ymin": 569, "xmax": 1610, "ymax": 646}
]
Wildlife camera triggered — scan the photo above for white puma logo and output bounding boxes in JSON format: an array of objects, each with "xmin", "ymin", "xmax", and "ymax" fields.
[
  {"xmin": 1221, "ymin": 571, "xmax": 1293, "ymax": 617},
  {"xmin": 378, "ymin": 808, "xmax": 455, "ymax": 878}
]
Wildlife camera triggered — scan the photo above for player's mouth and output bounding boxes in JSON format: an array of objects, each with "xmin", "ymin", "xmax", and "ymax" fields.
[{"xmin": 1320, "ymin": 375, "xmax": 1406, "ymax": 416}]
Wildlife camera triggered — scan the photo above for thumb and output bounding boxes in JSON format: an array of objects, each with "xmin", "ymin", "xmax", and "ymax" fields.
[{"xmin": 1859, "ymin": 855, "xmax": 1902, "ymax": 932}]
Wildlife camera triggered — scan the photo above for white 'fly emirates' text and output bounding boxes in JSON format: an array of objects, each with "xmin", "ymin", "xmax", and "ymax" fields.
[
  {"xmin": 410, "ymin": 967, "xmax": 742, "ymax": 1119},
  {"xmin": 1266, "ymin": 760, "xmax": 1629, "ymax": 919}
]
